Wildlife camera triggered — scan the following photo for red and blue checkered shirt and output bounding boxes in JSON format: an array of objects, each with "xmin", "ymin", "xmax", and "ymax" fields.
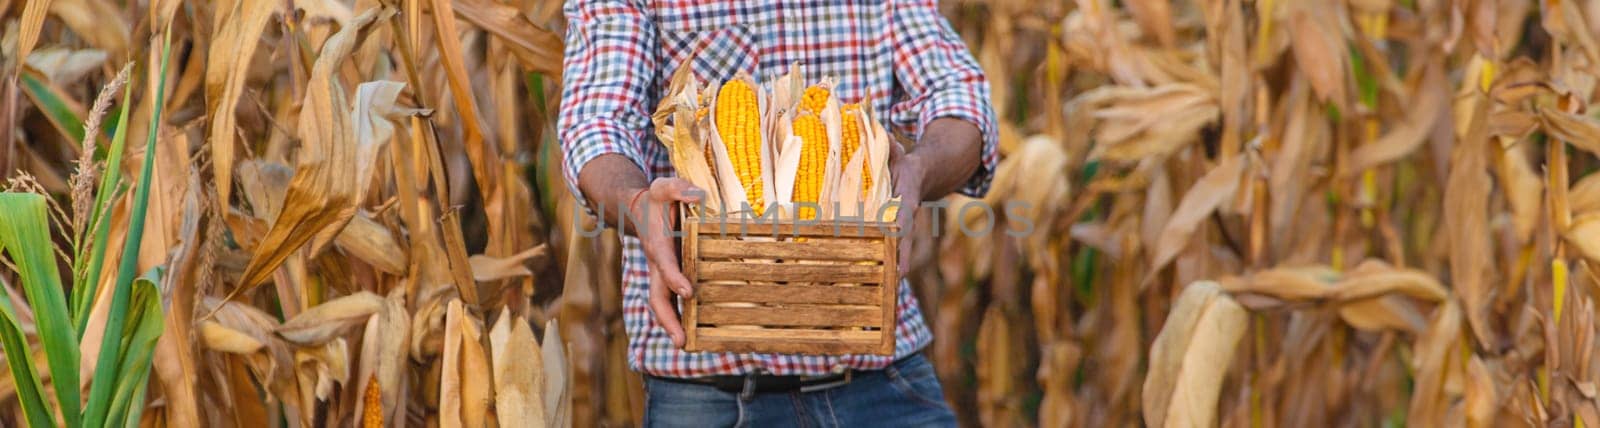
[{"xmin": 558, "ymin": 0, "xmax": 998, "ymax": 378}]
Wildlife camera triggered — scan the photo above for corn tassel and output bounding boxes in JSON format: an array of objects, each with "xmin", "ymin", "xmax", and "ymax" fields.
[{"xmin": 715, "ymin": 80, "xmax": 764, "ymax": 215}]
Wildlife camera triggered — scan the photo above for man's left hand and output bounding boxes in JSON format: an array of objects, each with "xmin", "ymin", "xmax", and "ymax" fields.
[{"xmin": 888, "ymin": 143, "xmax": 924, "ymax": 277}]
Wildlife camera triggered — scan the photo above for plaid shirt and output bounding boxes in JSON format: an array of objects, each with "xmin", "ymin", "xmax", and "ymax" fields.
[{"xmin": 558, "ymin": 0, "xmax": 998, "ymax": 378}]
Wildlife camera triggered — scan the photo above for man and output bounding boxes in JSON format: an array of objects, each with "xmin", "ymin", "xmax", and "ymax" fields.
[{"xmin": 558, "ymin": 0, "xmax": 997, "ymax": 426}]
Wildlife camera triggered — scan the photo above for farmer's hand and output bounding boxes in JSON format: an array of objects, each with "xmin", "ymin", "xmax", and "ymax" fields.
[
  {"xmin": 629, "ymin": 177, "xmax": 703, "ymax": 348},
  {"xmin": 888, "ymin": 143, "xmax": 923, "ymax": 277},
  {"xmin": 888, "ymin": 118, "xmax": 984, "ymax": 277}
]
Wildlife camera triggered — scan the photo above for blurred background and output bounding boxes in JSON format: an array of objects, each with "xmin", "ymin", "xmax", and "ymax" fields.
[{"xmin": 2, "ymin": 0, "xmax": 1599, "ymax": 426}]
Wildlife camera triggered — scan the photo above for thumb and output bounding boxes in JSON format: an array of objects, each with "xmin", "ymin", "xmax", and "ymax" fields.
[{"xmin": 652, "ymin": 177, "xmax": 704, "ymax": 203}]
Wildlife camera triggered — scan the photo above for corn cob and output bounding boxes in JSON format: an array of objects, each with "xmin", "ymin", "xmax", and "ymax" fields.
[
  {"xmin": 793, "ymin": 111, "xmax": 829, "ymax": 220},
  {"xmin": 802, "ymin": 85, "xmax": 830, "ymax": 113},
  {"xmin": 840, "ymin": 103, "xmax": 871, "ymax": 193},
  {"xmin": 362, "ymin": 377, "xmax": 382, "ymax": 427},
  {"xmin": 715, "ymin": 80, "xmax": 764, "ymax": 215}
]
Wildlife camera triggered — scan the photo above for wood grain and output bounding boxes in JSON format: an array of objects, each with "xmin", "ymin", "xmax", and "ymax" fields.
[
  {"xmin": 880, "ymin": 234, "xmax": 899, "ymax": 354},
  {"xmin": 698, "ymin": 305, "xmax": 883, "ymax": 328},
  {"xmin": 698, "ymin": 283, "xmax": 883, "ymax": 305},
  {"xmin": 679, "ymin": 216, "xmax": 900, "ymax": 356},
  {"xmin": 690, "ymin": 338, "xmax": 885, "ymax": 355},
  {"xmin": 689, "ymin": 217, "xmax": 896, "ymax": 238},
  {"xmin": 682, "ymin": 211, "xmax": 700, "ymax": 350},
  {"xmin": 698, "ymin": 262, "xmax": 883, "ymax": 283},
  {"xmin": 698, "ymin": 239, "xmax": 884, "ymax": 261},
  {"xmin": 697, "ymin": 327, "xmax": 882, "ymax": 341}
]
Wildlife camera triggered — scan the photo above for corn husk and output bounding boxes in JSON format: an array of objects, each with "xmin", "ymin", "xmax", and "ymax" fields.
[
  {"xmin": 653, "ymin": 64, "xmax": 723, "ymax": 215},
  {"xmin": 703, "ymin": 72, "xmax": 771, "ymax": 218}
]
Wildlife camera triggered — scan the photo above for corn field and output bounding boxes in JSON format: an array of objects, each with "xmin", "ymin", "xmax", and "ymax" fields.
[{"xmin": 1, "ymin": 0, "xmax": 1599, "ymax": 426}]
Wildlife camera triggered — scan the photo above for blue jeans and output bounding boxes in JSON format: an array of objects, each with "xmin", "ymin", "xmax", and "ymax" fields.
[{"xmin": 643, "ymin": 354, "xmax": 957, "ymax": 427}]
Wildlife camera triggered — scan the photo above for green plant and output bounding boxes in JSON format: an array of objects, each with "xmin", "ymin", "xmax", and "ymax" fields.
[{"xmin": 0, "ymin": 33, "xmax": 170, "ymax": 428}]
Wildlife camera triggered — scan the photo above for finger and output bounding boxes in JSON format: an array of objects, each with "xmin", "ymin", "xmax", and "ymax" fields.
[
  {"xmin": 652, "ymin": 177, "xmax": 704, "ymax": 203},
  {"xmin": 643, "ymin": 239, "xmax": 694, "ymax": 297},
  {"xmin": 649, "ymin": 269, "xmax": 686, "ymax": 347},
  {"xmin": 898, "ymin": 204, "xmax": 916, "ymax": 276}
]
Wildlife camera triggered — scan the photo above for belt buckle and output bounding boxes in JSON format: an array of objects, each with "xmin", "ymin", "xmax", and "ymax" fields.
[{"xmin": 799, "ymin": 371, "xmax": 853, "ymax": 393}]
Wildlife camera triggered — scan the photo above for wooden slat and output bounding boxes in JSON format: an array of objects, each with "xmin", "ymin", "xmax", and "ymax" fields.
[
  {"xmin": 682, "ymin": 213, "xmax": 700, "ymax": 350},
  {"xmin": 698, "ymin": 284, "xmax": 882, "ymax": 305},
  {"xmin": 698, "ymin": 305, "xmax": 882, "ymax": 328},
  {"xmin": 689, "ymin": 328, "xmax": 888, "ymax": 355},
  {"xmin": 689, "ymin": 218, "xmax": 895, "ymax": 238},
  {"xmin": 699, "ymin": 262, "xmax": 882, "ymax": 283},
  {"xmin": 698, "ymin": 239, "xmax": 883, "ymax": 261},
  {"xmin": 880, "ymin": 234, "xmax": 898, "ymax": 353},
  {"xmin": 697, "ymin": 327, "xmax": 882, "ymax": 341}
]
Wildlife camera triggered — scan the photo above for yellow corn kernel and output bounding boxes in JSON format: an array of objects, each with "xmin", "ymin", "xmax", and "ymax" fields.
[
  {"xmin": 715, "ymin": 80, "xmax": 764, "ymax": 215},
  {"xmin": 802, "ymin": 85, "xmax": 830, "ymax": 113},
  {"xmin": 793, "ymin": 111, "xmax": 829, "ymax": 220},
  {"xmin": 363, "ymin": 377, "xmax": 382, "ymax": 427},
  {"xmin": 840, "ymin": 103, "xmax": 870, "ymax": 193}
]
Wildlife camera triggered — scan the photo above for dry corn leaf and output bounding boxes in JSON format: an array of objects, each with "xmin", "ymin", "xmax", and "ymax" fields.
[
  {"xmin": 25, "ymin": 47, "xmax": 106, "ymax": 84},
  {"xmin": 1569, "ymin": 172, "xmax": 1600, "ymax": 214},
  {"xmin": 293, "ymin": 338, "xmax": 351, "ymax": 426},
  {"xmin": 1564, "ymin": 213, "xmax": 1600, "ymax": 264},
  {"xmin": 1408, "ymin": 301, "xmax": 1465, "ymax": 426},
  {"xmin": 469, "ymin": 244, "xmax": 549, "ymax": 282},
  {"xmin": 1333, "ymin": 265, "xmax": 1449, "ymax": 302},
  {"xmin": 308, "ymin": 80, "xmax": 409, "ymax": 255},
  {"xmin": 199, "ymin": 321, "xmax": 266, "ymax": 354},
  {"xmin": 276, "ymin": 292, "xmax": 385, "ymax": 345},
  {"xmin": 1444, "ymin": 88, "xmax": 1495, "ymax": 347},
  {"xmin": 1219, "ymin": 266, "xmax": 1335, "ymax": 302},
  {"xmin": 15, "ymin": 0, "xmax": 51, "ymax": 64},
  {"xmin": 1540, "ymin": 108, "xmax": 1600, "ymax": 158},
  {"xmin": 1086, "ymin": 84, "xmax": 1220, "ymax": 162},
  {"xmin": 1338, "ymin": 295, "xmax": 1430, "ymax": 333},
  {"xmin": 1495, "ymin": 140, "xmax": 1544, "ymax": 243},
  {"xmin": 1345, "ymin": 61, "xmax": 1447, "ymax": 174},
  {"xmin": 1148, "ymin": 154, "xmax": 1248, "ymax": 282},
  {"xmin": 205, "ymin": 0, "xmax": 277, "ymax": 212},
  {"xmin": 333, "ymin": 213, "xmax": 407, "ymax": 275},
  {"xmin": 1287, "ymin": 3, "xmax": 1348, "ymax": 110},
  {"xmin": 450, "ymin": 0, "xmax": 564, "ymax": 78},
  {"xmin": 1123, "ymin": 0, "xmax": 1175, "ymax": 47},
  {"xmin": 1142, "ymin": 281, "xmax": 1247, "ymax": 427},
  {"xmin": 1464, "ymin": 356, "xmax": 1497, "ymax": 427},
  {"xmin": 236, "ymin": 9, "xmax": 394, "ymax": 289}
]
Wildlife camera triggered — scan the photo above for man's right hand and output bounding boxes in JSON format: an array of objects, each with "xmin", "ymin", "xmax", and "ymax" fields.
[{"xmin": 628, "ymin": 177, "xmax": 703, "ymax": 348}]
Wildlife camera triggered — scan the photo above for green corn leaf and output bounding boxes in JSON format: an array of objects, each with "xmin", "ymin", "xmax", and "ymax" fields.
[
  {"xmin": 0, "ymin": 193, "xmax": 83, "ymax": 428},
  {"xmin": 74, "ymin": 74, "xmax": 136, "ymax": 335},
  {"xmin": 19, "ymin": 72, "xmax": 87, "ymax": 144},
  {"xmin": 0, "ymin": 291, "xmax": 53, "ymax": 428},
  {"xmin": 83, "ymin": 32, "xmax": 170, "ymax": 428},
  {"xmin": 102, "ymin": 274, "xmax": 163, "ymax": 428}
]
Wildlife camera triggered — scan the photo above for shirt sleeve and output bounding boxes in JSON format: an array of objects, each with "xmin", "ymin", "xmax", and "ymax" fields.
[
  {"xmin": 558, "ymin": 0, "xmax": 657, "ymax": 215},
  {"xmin": 887, "ymin": 0, "xmax": 1000, "ymax": 198}
]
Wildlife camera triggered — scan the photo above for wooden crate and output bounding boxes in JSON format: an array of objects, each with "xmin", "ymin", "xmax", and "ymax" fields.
[{"xmin": 680, "ymin": 215, "xmax": 898, "ymax": 355}]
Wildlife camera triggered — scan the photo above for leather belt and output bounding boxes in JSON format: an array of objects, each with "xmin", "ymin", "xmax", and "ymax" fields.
[{"xmin": 654, "ymin": 370, "xmax": 856, "ymax": 394}]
